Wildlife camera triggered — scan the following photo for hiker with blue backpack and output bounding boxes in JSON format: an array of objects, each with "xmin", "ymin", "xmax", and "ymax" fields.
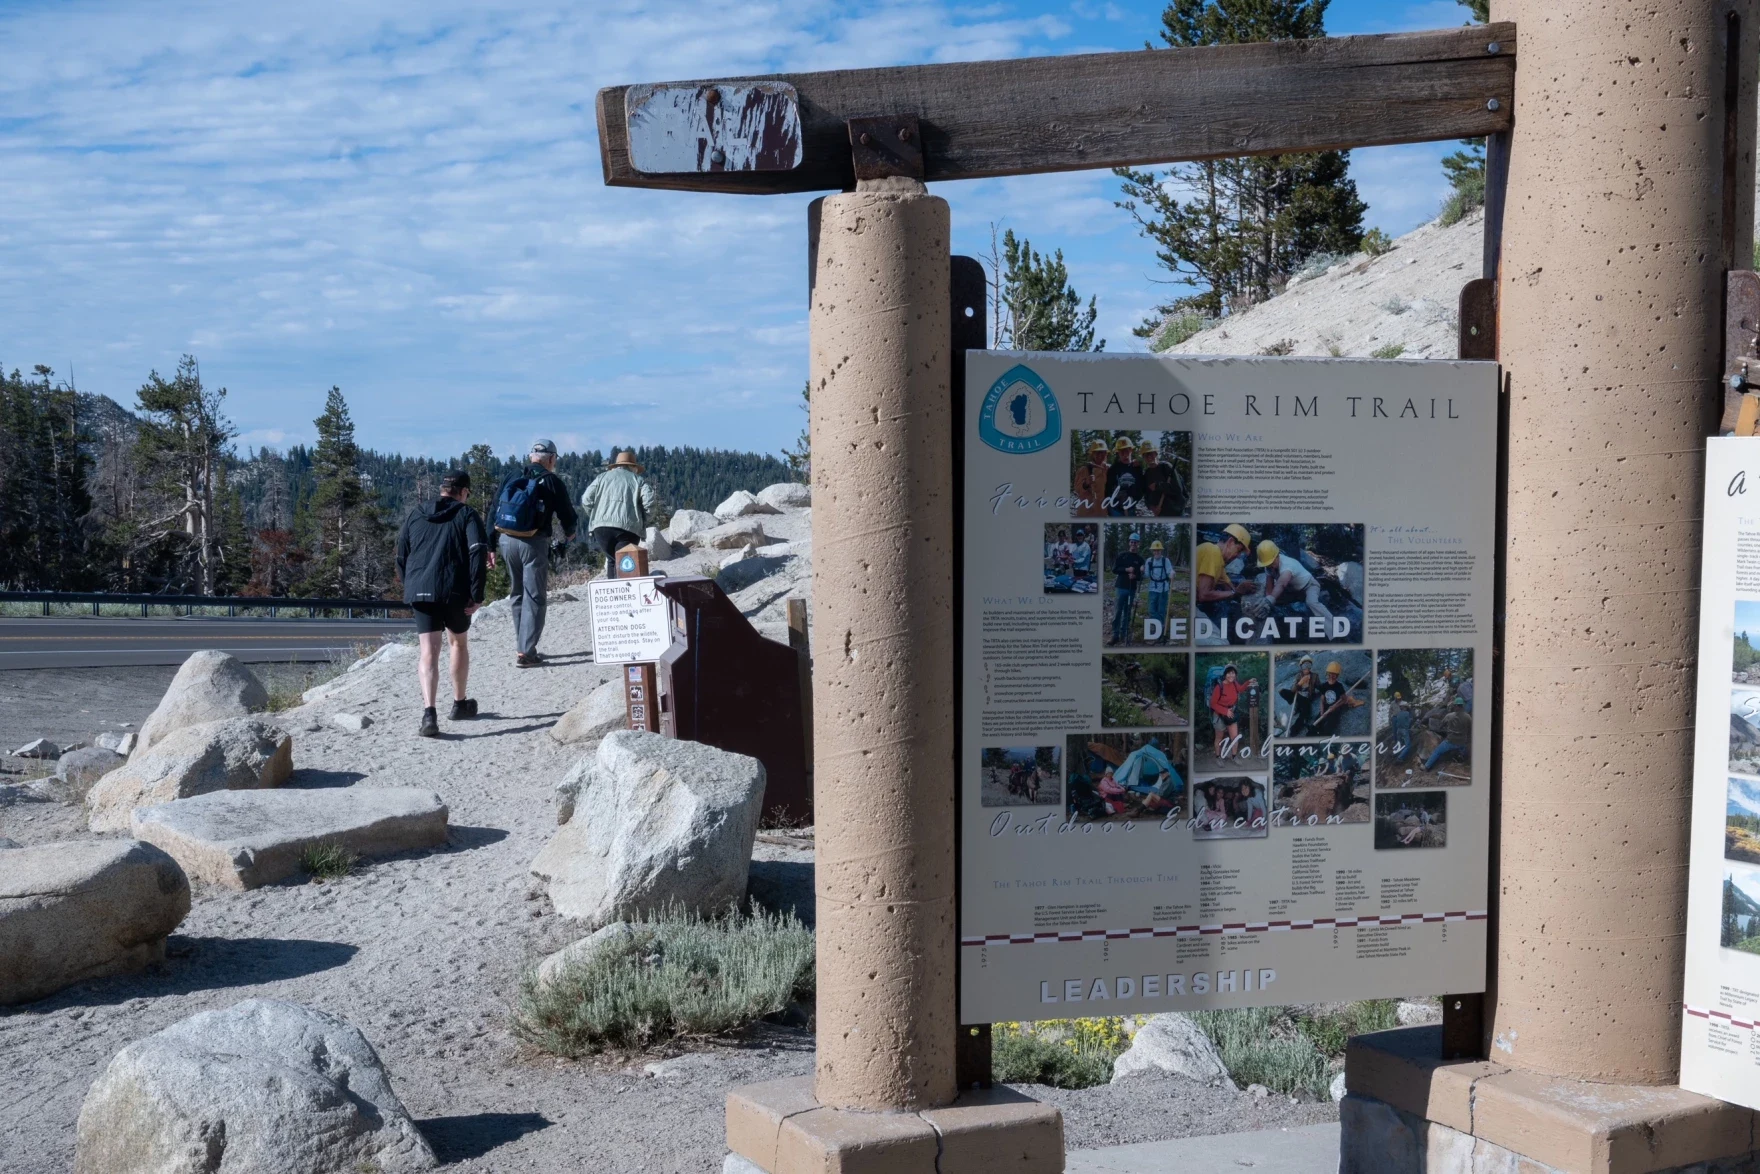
[
  {"xmin": 492, "ymin": 439, "xmax": 579, "ymax": 668},
  {"xmin": 579, "ymin": 450, "xmax": 658, "ymax": 579}
]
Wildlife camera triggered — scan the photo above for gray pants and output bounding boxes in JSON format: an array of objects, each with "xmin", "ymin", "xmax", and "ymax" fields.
[{"xmin": 498, "ymin": 533, "xmax": 549, "ymax": 655}]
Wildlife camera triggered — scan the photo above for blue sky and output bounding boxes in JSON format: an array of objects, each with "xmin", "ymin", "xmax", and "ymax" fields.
[{"xmin": 0, "ymin": 0, "xmax": 1475, "ymax": 461}]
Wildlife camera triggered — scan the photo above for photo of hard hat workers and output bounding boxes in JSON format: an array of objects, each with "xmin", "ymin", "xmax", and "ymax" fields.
[
  {"xmin": 1374, "ymin": 647, "xmax": 1474, "ymax": 788},
  {"xmin": 1193, "ymin": 522, "xmax": 1364, "ymax": 645},
  {"xmin": 1101, "ymin": 522, "xmax": 1190, "ymax": 645},
  {"xmin": 1069, "ymin": 429, "xmax": 1192, "ymax": 519},
  {"xmin": 1273, "ymin": 649, "xmax": 1372, "ymax": 738}
]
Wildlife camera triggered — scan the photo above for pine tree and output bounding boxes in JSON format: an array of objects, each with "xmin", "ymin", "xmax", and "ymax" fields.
[
  {"xmin": 0, "ymin": 365, "xmax": 96, "ymax": 589},
  {"xmin": 782, "ymin": 381, "xmax": 811, "ymax": 483},
  {"xmin": 129, "ymin": 356, "xmax": 234, "ymax": 594},
  {"xmin": 1116, "ymin": 0, "xmax": 1367, "ymax": 336},
  {"xmin": 298, "ymin": 388, "xmax": 388, "ymax": 598},
  {"xmin": 999, "ymin": 230, "xmax": 1104, "ymax": 352}
]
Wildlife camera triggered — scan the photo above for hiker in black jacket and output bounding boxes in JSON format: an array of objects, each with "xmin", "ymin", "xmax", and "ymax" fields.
[
  {"xmin": 397, "ymin": 470, "xmax": 489, "ymax": 737},
  {"xmin": 492, "ymin": 439, "xmax": 579, "ymax": 667}
]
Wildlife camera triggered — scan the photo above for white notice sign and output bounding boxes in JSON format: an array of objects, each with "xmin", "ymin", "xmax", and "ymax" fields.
[
  {"xmin": 959, "ymin": 353, "xmax": 1498, "ymax": 1023},
  {"xmin": 1683, "ymin": 437, "xmax": 1760, "ymax": 1110},
  {"xmin": 587, "ymin": 577, "xmax": 673, "ymax": 664}
]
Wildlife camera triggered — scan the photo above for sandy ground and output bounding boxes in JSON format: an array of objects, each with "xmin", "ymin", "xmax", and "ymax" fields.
[{"xmin": 1, "ymin": 501, "xmax": 1338, "ymax": 1171}]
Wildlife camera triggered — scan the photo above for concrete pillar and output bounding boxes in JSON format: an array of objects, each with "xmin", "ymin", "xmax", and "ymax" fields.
[
  {"xmin": 1493, "ymin": 0, "xmax": 1756, "ymax": 1084},
  {"xmin": 806, "ymin": 180, "xmax": 957, "ymax": 1112}
]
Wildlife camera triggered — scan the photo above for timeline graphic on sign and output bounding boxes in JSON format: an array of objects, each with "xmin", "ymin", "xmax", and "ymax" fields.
[{"xmin": 959, "ymin": 352, "xmax": 1498, "ymax": 1022}]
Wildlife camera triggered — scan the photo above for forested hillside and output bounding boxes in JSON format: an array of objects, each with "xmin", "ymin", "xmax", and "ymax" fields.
[{"xmin": 0, "ymin": 359, "xmax": 794, "ymax": 597}]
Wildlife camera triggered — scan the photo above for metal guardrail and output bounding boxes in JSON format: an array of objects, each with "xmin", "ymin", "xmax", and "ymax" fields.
[{"xmin": 0, "ymin": 591, "xmax": 411, "ymax": 619}]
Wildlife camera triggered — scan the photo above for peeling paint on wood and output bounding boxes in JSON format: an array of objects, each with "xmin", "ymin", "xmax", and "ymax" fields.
[{"xmin": 625, "ymin": 81, "xmax": 803, "ymax": 174}]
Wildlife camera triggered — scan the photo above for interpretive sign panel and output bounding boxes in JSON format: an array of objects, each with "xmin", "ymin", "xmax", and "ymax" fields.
[
  {"xmin": 959, "ymin": 353, "xmax": 1497, "ymax": 1022},
  {"xmin": 587, "ymin": 576, "xmax": 673, "ymax": 665},
  {"xmin": 1683, "ymin": 437, "xmax": 1760, "ymax": 1111}
]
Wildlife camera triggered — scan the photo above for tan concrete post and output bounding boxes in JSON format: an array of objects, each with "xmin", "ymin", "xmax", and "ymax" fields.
[
  {"xmin": 807, "ymin": 180, "xmax": 957, "ymax": 1112},
  {"xmin": 1492, "ymin": 0, "xmax": 1758, "ymax": 1083}
]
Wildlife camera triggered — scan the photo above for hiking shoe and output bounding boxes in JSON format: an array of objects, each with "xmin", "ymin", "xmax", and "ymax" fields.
[
  {"xmin": 449, "ymin": 699, "xmax": 477, "ymax": 721},
  {"xmin": 516, "ymin": 653, "xmax": 539, "ymax": 668},
  {"xmin": 418, "ymin": 708, "xmax": 439, "ymax": 738}
]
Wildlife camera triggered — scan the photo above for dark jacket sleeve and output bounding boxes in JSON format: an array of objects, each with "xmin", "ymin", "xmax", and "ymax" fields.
[
  {"xmin": 465, "ymin": 509, "xmax": 489, "ymax": 603},
  {"xmin": 395, "ymin": 515, "xmax": 410, "ymax": 583},
  {"xmin": 545, "ymin": 471, "xmax": 578, "ymax": 537}
]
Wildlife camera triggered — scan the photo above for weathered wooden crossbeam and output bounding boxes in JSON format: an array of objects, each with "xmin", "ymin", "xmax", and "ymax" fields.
[{"xmin": 598, "ymin": 22, "xmax": 1515, "ymax": 194}]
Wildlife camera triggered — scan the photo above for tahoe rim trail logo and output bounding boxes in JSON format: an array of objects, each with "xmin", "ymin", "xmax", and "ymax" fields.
[{"xmin": 979, "ymin": 364, "xmax": 1063, "ymax": 454}]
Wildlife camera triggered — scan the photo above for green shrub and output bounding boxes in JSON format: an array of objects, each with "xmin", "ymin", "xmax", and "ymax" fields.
[
  {"xmin": 1191, "ymin": 999, "xmax": 1403, "ymax": 1098},
  {"xmin": 515, "ymin": 907, "xmax": 815, "ymax": 1057},
  {"xmin": 299, "ymin": 841, "xmax": 358, "ymax": 881},
  {"xmin": 1362, "ymin": 228, "xmax": 1394, "ymax": 256},
  {"xmin": 1370, "ymin": 343, "xmax": 1406, "ymax": 360},
  {"xmin": 1152, "ymin": 313, "xmax": 1214, "ymax": 352},
  {"xmin": 992, "ymin": 1017, "xmax": 1132, "ymax": 1089},
  {"xmin": 1293, "ymin": 999, "xmax": 1399, "ymax": 1058}
]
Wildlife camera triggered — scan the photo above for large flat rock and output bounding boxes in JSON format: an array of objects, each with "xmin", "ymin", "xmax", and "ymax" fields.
[
  {"xmin": 87, "ymin": 717, "xmax": 293, "ymax": 834},
  {"xmin": 132, "ymin": 787, "xmax": 449, "ymax": 890},
  {"xmin": 1, "ymin": 840, "xmax": 191, "ymax": 1006}
]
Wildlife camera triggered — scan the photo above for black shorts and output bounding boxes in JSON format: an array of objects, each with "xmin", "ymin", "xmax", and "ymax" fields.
[{"xmin": 412, "ymin": 602, "xmax": 473, "ymax": 635}]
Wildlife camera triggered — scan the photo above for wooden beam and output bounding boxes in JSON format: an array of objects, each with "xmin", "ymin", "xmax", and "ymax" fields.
[{"xmin": 598, "ymin": 23, "xmax": 1514, "ymax": 194}]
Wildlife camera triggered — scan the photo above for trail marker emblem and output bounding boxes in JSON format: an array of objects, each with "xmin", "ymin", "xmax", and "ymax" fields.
[{"xmin": 978, "ymin": 363, "xmax": 1062, "ymax": 454}]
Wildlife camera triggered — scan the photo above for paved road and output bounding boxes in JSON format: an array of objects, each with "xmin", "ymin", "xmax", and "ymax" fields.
[{"xmin": 0, "ymin": 617, "xmax": 407, "ymax": 669}]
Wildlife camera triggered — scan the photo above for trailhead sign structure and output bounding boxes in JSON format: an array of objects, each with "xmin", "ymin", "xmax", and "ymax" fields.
[
  {"xmin": 959, "ymin": 354, "xmax": 1496, "ymax": 1023},
  {"xmin": 607, "ymin": 4, "xmax": 1760, "ymax": 1172}
]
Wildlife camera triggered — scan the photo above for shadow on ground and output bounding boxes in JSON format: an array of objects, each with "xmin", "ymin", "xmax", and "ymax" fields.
[
  {"xmin": 419, "ymin": 1112, "xmax": 553, "ymax": 1162},
  {"xmin": 446, "ymin": 826, "xmax": 510, "ymax": 851},
  {"xmin": 22, "ymin": 937, "xmax": 359, "ymax": 1009},
  {"xmin": 285, "ymin": 768, "xmax": 368, "ymax": 789}
]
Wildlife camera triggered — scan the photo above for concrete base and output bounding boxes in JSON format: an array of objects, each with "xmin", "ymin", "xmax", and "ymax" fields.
[
  {"xmin": 727, "ymin": 1077, "xmax": 1064, "ymax": 1172},
  {"xmin": 1343, "ymin": 1028, "xmax": 1760, "ymax": 1174}
]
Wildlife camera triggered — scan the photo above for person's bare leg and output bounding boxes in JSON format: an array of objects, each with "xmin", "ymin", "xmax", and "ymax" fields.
[
  {"xmin": 449, "ymin": 630, "xmax": 470, "ymax": 702},
  {"xmin": 418, "ymin": 631, "xmax": 442, "ymax": 709}
]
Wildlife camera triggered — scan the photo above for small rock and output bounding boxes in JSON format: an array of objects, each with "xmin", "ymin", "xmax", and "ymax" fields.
[
  {"xmin": 713, "ymin": 489, "xmax": 780, "ymax": 519},
  {"xmin": 74, "ymin": 998, "xmax": 437, "ymax": 1173},
  {"xmin": 93, "ymin": 731, "xmax": 137, "ymax": 756},
  {"xmin": 13, "ymin": 738, "xmax": 61, "ymax": 760},
  {"xmin": 1110, "ymin": 1013, "xmax": 1236, "ymax": 1088},
  {"xmin": 719, "ymin": 546, "xmax": 753, "ymax": 568},
  {"xmin": 550, "ymin": 680, "xmax": 628, "ymax": 754},
  {"xmin": 1397, "ymin": 999, "xmax": 1441, "ymax": 1026},
  {"xmin": 86, "ymin": 717, "xmax": 294, "ymax": 834},
  {"xmin": 1248, "ymin": 1083, "xmax": 1271, "ymax": 1100},
  {"xmin": 534, "ymin": 922, "xmax": 638, "ymax": 989},
  {"xmin": 1, "ymin": 840, "xmax": 190, "ymax": 1006},
  {"xmin": 56, "ymin": 746, "xmax": 128, "ymax": 799},
  {"xmin": 1330, "ymin": 1071, "xmax": 1347, "ymax": 1102},
  {"xmin": 663, "ymin": 509, "xmax": 721, "ymax": 543},
  {"xmin": 531, "ymin": 731, "xmax": 765, "ymax": 925},
  {"xmin": 331, "ymin": 712, "xmax": 372, "ymax": 732},
  {"xmin": 755, "ymin": 542, "xmax": 793, "ymax": 558},
  {"xmin": 0, "ymin": 838, "xmax": 19, "ymax": 849},
  {"xmin": 756, "ymin": 482, "xmax": 811, "ymax": 510},
  {"xmin": 647, "ymin": 526, "xmax": 674, "ymax": 561},
  {"xmin": 698, "ymin": 517, "xmax": 772, "ymax": 550},
  {"xmin": 135, "ymin": 650, "xmax": 268, "ymax": 756}
]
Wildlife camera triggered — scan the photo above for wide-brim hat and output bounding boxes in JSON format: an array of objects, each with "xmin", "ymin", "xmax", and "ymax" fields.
[{"xmin": 609, "ymin": 450, "xmax": 644, "ymax": 473}]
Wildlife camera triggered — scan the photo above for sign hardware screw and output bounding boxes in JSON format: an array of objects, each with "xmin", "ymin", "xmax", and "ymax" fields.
[
  {"xmin": 898, "ymin": 127, "xmax": 912, "ymax": 142},
  {"xmin": 1486, "ymin": 98, "xmax": 1500, "ymax": 111},
  {"xmin": 1486, "ymin": 42, "xmax": 1500, "ymax": 54},
  {"xmin": 859, "ymin": 132, "xmax": 872, "ymax": 145},
  {"xmin": 710, "ymin": 147, "xmax": 726, "ymax": 164}
]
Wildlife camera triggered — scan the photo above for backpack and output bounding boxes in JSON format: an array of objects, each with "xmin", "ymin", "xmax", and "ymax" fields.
[{"xmin": 493, "ymin": 476, "xmax": 545, "ymax": 537}]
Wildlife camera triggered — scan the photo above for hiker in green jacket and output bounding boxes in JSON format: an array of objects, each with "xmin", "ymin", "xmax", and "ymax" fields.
[{"xmin": 580, "ymin": 450, "xmax": 659, "ymax": 577}]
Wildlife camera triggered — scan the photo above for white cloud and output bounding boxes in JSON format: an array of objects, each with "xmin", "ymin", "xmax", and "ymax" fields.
[{"xmin": 1, "ymin": 0, "xmax": 1461, "ymax": 458}]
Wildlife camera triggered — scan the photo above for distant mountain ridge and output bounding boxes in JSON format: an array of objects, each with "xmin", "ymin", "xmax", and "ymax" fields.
[{"xmin": 1730, "ymin": 775, "xmax": 1760, "ymax": 817}]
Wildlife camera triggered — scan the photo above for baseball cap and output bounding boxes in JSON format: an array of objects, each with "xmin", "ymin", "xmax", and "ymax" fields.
[{"xmin": 530, "ymin": 438, "xmax": 558, "ymax": 455}]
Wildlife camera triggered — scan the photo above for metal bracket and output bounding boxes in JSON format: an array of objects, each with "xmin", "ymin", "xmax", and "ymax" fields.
[
  {"xmin": 1458, "ymin": 277, "xmax": 1497, "ymax": 361},
  {"xmin": 1721, "ymin": 270, "xmax": 1760, "ymax": 435},
  {"xmin": 847, "ymin": 115, "xmax": 923, "ymax": 182}
]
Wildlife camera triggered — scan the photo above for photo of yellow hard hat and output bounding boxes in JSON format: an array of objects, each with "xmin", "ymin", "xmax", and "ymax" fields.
[
  {"xmin": 1223, "ymin": 523, "xmax": 1251, "ymax": 547},
  {"xmin": 1326, "ymin": 661, "xmax": 1343, "ymax": 674},
  {"xmin": 1256, "ymin": 539, "xmax": 1280, "ymax": 567},
  {"xmin": 1149, "ymin": 540, "xmax": 1165, "ymax": 551},
  {"xmin": 1088, "ymin": 438, "xmax": 1107, "ymax": 454},
  {"xmin": 1112, "ymin": 437, "xmax": 1135, "ymax": 451}
]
